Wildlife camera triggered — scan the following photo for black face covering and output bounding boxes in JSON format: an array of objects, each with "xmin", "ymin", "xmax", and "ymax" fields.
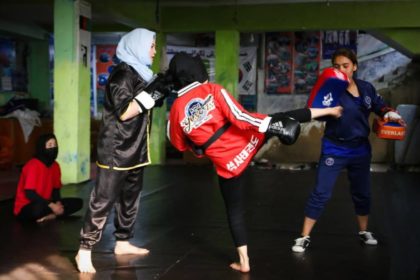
[
  {"xmin": 45, "ymin": 147, "xmax": 58, "ymax": 161},
  {"xmin": 35, "ymin": 133, "xmax": 58, "ymax": 167}
]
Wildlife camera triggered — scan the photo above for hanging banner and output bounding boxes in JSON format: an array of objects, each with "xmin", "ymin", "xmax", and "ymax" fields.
[
  {"xmin": 238, "ymin": 47, "xmax": 257, "ymax": 95},
  {"xmin": 166, "ymin": 45, "xmax": 257, "ymax": 95}
]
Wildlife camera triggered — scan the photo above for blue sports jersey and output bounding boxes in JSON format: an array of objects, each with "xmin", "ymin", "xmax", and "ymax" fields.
[{"xmin": 322, "ymin": 78, "xmax": 387, "ymax": 156}]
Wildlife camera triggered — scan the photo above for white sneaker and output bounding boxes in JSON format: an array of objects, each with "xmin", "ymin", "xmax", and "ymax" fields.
[
  {"xmin": 292, "ymin": 236, "xmax": 310, "ymax": 252},
  {"xmin": 359, "ymin": 231, "xmax": 378, "ymax": 245}
]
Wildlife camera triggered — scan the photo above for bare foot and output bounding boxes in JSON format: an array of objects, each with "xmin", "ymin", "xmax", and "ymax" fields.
[
  {"xmin": 231, "ymin": 246, "xmax": 250, "ymax": 272},
  {"xmin": 36, "ymin": 213, "xmax": 56, "ymax": 223},
  {"xmin": 114, "ymin": 241, "xmax": 150, "ymax": 255},
  {"xmin": 75, "ymin": 249, "xmax": 96, "ymax": 273},
  {"xmin": 230, "ymin": 261, "xmax": 250, "ymax": 273}
]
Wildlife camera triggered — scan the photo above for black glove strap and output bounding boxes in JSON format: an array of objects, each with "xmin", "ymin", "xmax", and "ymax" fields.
[{"xmin": 134, "ymin": 98, "xmax": 148, "ymax": 112}]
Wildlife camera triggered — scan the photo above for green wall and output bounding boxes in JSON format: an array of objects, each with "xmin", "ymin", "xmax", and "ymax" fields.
[
  {"xmin": 160, "ymin": 2, "xmax": 420, "ymax": 32},
  {"xmin": 215, "ymin": 30, "xmax": 239, "ymax": 97},
  {"xmin": 150, "ymin": 32, "xmax": 167, "ymax": 164},
  {"xmin": 54, "ymin": 0, "xmax": 90, "ymax": 183},
  {"xmin": 28, "ymin": 40, "xmax": 50, "ymax": 112}
]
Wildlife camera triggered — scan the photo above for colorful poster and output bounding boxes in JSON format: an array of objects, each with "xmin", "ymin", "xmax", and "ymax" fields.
[
  {"xmin": 265, "ymin": 32, "xmax": 294, "ymax": 94},
  {"xmin": 322, "ymin": 30, "xmax": 357, "ymax": 59},
  {"xmin": 293, "ymin": 31, "xmax": 321, "ymax": 95},
  {"xmin": 96, "ymin": 45, "xmax": 118, "ymax": 89},
  {"xmin": 94, "ymin": 44, "xmax": 118, "ymax": 117}
]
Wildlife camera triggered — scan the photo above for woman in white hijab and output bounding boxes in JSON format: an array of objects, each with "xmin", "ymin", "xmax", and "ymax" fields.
[{"xmin": 76, "ymin": 28, "xmax": 160, "ymax": 273}]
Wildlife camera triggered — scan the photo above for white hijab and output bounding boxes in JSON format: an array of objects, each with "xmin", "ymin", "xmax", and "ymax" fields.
[{"xmin": 116, "ymin": 28, "xmax": 155, "ymax": 82}]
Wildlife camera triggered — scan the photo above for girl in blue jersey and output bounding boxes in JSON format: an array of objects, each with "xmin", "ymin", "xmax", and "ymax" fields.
[{"xmin": 292, "ymin": 48, "xmax": 402, "ymax": 252}]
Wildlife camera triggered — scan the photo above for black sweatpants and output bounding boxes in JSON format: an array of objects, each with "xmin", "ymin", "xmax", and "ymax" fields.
[
  {"xmin": 218, "ymin": 174, "xmax": 247, "ymax": 247},
  {"xmin": 80, "ymin": 166, "xmax": 144, "ymax": 250},
  {"xmin": 17, "ymin": 198, "xmax": 83, "ymax": 222}
]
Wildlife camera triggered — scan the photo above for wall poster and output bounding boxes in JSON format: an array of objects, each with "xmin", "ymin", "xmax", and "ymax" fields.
[
  {"xmin": 265, "ymin": 31, "xmax": 321, "ymax": 95},
  {"xmin": 92, "ymin": 44, "xmax": 119, "ymax": 117},
  {"xmin": 293, "ymin": 31, "xmax": 321, "ymax": 95},
  {"xmin": 265, "ymin": 32, "xmax": 293, "ymax": 94}
]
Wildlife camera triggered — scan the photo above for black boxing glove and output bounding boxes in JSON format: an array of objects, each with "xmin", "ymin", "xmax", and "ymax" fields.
[
  {"xmin": 146, "ymin": 72, "xmax": 175, "ymax": 107},
  {"xmin": 266, "ymin": 113, "xmax": 301, "ymax": 145},
  {"xmin": 134, "ymin": 73, "xmax": 174, "ymax": 111}
]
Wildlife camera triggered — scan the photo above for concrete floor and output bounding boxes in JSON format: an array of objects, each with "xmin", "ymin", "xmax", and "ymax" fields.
[{"xmin": 0, "ymin": 164, "xmax": 419, "ymax": 280}]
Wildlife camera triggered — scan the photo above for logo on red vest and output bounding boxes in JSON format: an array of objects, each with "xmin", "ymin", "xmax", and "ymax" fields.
[{"xmin": 181, "ymin": 94, "xmax": 215, "ymax": 134}]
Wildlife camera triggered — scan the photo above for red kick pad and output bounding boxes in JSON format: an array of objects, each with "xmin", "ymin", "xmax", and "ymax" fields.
[{"xmin": 307, "ymin": 67, "xmax": 349, "ymax": 108}]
